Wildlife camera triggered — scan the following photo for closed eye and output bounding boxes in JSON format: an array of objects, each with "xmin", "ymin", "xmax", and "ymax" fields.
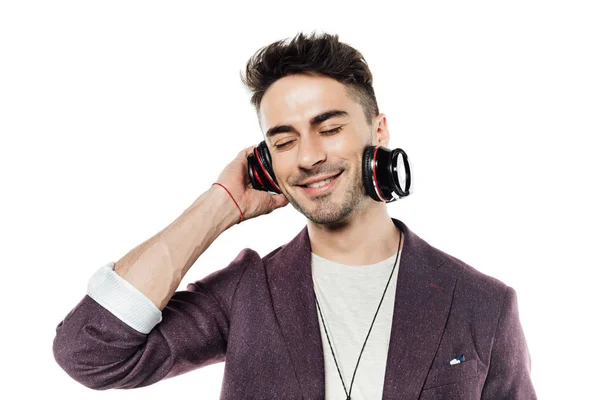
[
  {"xmin": 274, "ymin": 126, "xmax": 343, "ymax": 150},
  {"xmin": 322, "ymin": 126, "xmax": 343, "ymax": 135}
]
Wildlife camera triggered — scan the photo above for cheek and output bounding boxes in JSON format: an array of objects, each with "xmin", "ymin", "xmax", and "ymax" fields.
[
  {"xmin": 323, "ymin": 136, "xmax": 346, "ymax": 152},
  {"xmin": 329, "ymin": 127, "xmax": 365, "ymax": 154},
  {"xmin": 272, "ymin": 158, "xmax": 294, "ymax": 185}
]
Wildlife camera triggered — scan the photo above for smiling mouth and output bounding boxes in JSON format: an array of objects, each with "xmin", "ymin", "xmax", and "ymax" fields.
[{"xmin": 298, "ymin": 172, "xmax": 343, "ymax": 188}]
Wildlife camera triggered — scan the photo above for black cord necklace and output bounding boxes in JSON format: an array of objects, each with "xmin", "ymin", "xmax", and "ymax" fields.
[{"xmin": 313, "ymin": 229, "xmax": 402, "ymax": 400}]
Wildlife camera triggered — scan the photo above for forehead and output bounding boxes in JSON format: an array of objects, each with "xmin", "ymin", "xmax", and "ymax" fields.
[{"xmin": 259, "ymin": 74, "xmax": 357, "ymax": 130}]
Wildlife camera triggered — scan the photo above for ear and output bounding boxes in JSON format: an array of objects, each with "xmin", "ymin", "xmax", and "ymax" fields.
[{"xmin": 370, "ymin": 113, "xmax": 391, "ymax": 147}]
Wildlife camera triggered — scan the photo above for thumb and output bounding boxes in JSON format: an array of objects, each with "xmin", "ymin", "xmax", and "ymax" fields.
[{"xmin": 271, "ymin": 193, "xmax": 289, "ymax": 209}]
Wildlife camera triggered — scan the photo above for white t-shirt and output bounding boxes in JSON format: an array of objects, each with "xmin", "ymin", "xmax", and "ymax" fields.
[{"xmin": 311, "ymin": 251, "xmax": 400, "ymax": 400}]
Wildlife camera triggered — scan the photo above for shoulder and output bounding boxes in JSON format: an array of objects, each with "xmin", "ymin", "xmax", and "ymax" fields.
[
  {"xmin": 190, "ymin": 248, "xmax": 262, "ymax": 312},
  {"xmin": 429, "ymin": 244, "xmax": 513, "ymax": 319},
  {"xmin": 436, "ymin": 245, "xmax": 508, "ymax": 293},
  {"xmin": 198, "ymin": 242, "xmax": 287, "ymax": 290},
  {"xmin": 198, "ymin": 247, "xmax": 263, "ymax": 289}
]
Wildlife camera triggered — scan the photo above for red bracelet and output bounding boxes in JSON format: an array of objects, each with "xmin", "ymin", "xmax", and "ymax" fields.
[{"xmin": 212, "ymin": 182, "xmax": 244, "ymax": 224}]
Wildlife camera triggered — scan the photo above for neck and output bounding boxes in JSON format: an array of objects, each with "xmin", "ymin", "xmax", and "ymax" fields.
[{"xmin": 306, "ymin": 202, "xmax": 402, "ymax": 266}]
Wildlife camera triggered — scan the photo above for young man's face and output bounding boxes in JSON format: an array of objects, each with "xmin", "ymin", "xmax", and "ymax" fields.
[{"xmin": 258, "ymin": 73, "xmax": 389, "ymax": 225}]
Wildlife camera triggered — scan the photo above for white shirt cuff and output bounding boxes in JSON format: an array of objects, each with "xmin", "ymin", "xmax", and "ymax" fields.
[{"xmin": 86, "ymin": 261, "xmax": 163, "ymax": 334}]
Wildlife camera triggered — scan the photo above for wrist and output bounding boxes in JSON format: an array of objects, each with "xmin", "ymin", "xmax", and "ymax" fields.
[{"xmin": 209, "ymin": 183, "xmax": 245, "ymax": 225}]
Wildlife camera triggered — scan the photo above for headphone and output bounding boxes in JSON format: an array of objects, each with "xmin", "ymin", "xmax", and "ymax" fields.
[{"xmin": 247, "ymin": 141, "xmax": 412, "ymax": 203}]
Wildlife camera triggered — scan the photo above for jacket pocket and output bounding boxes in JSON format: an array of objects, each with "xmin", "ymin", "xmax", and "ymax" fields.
[{"xmin": 422, "ymin": 359, "xmax": 480, "ymax": 390}]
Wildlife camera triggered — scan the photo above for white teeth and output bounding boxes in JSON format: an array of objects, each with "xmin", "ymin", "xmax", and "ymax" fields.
[{"xmin": 306, "ymin": 176, "xmax": 335, "ymax": 188}]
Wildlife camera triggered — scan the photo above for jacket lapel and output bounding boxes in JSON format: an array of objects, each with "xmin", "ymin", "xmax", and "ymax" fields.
[
  {"xmin": 382, "ymin": 219, "xmax": 457, "ymax": 399},
  {"xmin": 266, "ymin": 218, "xmax": 456, "ymax": 400},
  {"xmin": 265, "ymin": 225, "xmax": 325, "ymax": 399}
]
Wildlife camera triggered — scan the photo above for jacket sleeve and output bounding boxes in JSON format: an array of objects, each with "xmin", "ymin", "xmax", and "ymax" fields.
[
  {"xmin": 481, "ymin": 286, "xmax": 537, "ymax": 399},
  {"xmin": 52, "ymin": 248, "xmax": 257, "ymax": 390}
]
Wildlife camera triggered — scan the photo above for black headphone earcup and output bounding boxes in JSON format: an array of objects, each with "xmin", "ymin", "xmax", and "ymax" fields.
[
  {"xmin": 247, "ymin": 152, "xmax": 264, "ymax": 191},
  {"xmin": 247, "ymin": 141, "xmax": 281, "ymax": 193},
  {"xmin": 362, "ymin": 145, "xmax": 412, "ymax": 202},
  {"xmin": 362, "ymin": 146, "xmax": 381, "ymax": 201},
  {"xmin": 257, "ymin": 142, "xmax": 277, "ymax": 183}
]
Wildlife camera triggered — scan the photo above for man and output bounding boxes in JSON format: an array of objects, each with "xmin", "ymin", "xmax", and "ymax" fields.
[{"xmin": 53, "ymin": 32, "xmax": 536, "ymax": 399}]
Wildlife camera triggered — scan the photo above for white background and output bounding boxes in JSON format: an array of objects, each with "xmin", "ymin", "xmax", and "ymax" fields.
[{"xmin": 1, "ymin": 1, "xmax": 598, "ymax": 398}]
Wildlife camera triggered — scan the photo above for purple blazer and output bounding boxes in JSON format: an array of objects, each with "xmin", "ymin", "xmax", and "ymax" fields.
[{"xmin": 53, "ymin": 218, "xmax": 536, "ymax": 399}]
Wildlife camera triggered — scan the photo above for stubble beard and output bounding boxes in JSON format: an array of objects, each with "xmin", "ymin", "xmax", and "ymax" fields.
[{"xmin": 285, "ymin": 163, "xmax": 369, "ymax": 226}]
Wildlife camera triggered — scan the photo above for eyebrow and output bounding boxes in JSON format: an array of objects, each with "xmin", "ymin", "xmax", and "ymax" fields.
[{"xmin": 265, "ymin": 109, "xmax": 350, "ymax": 138}]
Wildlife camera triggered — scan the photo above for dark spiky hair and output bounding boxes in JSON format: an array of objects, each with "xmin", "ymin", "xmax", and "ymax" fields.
[{"xmin": 240, "ymin": 31, "xmax": 379, "ymax": 126}]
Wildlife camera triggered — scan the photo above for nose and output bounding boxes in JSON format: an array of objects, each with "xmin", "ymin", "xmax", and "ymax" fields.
[{"xmin": 296, "ymin": 133, "xmax": 326, "ymax": 170}]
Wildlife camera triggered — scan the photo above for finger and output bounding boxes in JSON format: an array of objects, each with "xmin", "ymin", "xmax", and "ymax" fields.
[
  {"xmin": 241, "ymin": 145, "xmax": 256, "ymax": 158},
  {"xmin": 273, "ymin": 194, "xmax": 289, "ymax": 209}
]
